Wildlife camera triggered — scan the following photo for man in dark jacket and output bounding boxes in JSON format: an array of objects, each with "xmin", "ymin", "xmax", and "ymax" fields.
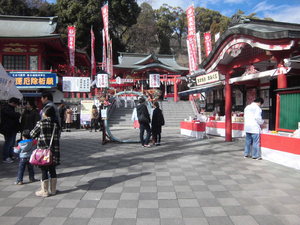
[
  {"xmin": 0, "ymin": 97, "xmax": 21, "ymax": 163},
  {"xmin": 136, "ymin": 97, "xmax": 151, "ymax": 147}
]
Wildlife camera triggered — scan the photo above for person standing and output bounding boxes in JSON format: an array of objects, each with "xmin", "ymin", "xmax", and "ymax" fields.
[
  {"xmin": 137, "ymin": 97, "xmax": 151, "ymax": 147},
  {"xmin": 30, "ymin": 106, "xmax": 60, "ymax": 197},
  {"xmin": 41, "ymin": 92, "xmax": 61, "ymax": 129},
  {"xmin": 0, "ymin": 97, "xmax": 21, "ymax": 163},
  {"xmin": 65, "ymin": 106, "xmax": 73, "ymax": 132},
  {"xmin": 151, "ymin": 101, "xmax": 165, "ymax": 146},
  {"xmin": 244, "ymin": 97, "xmax": 265, "ymax": 160},
  {"xmin": 20, "ymin": 101, "xmax": 40, "ymax": 133},
  {"xmin": 13, "ymin": 130, "xmax": 37, "ymax": 185},
  {"xmin": 90, "ymin": 105, "xmax": 99, "ymax": 132},
  {"xmin": 58, "ymin": 101, "xmax": 66, "ymax": 131}
]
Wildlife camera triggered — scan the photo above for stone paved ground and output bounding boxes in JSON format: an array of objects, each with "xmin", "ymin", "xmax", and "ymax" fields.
[{"xmin": 1, "ymin": 128, "xmax": 300, "ymax": 225}]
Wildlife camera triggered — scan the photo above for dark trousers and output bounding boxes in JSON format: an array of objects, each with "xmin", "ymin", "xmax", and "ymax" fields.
[
  {"xmin": 17, "ymin": 158, "xmax": 34, "ymax": 182},
  {"xmin": 91, "ymin": 119, "xmax": 98, "ymax": 131},
  {"xmin": 3, "ymin": 132, "xmax": 16, "ymax": 160},
  {"xmin": 152, "ymin": 132, "xmax": 161, "ymax": 144},
  {"xmin": 139, "ymin": 123, "xmax": 151, "ymax": 146},
  {"xmin": 40, "ymin": 165, "xmax": 57, "ymax": 181}
]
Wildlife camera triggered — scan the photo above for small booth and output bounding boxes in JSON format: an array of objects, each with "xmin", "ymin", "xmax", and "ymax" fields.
[{"xmin": 180, "ymin": 121, "xmax": 206, "ymax": 139}]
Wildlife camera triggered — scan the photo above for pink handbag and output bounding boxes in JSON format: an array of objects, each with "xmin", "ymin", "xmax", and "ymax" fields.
[{"xmin": 30, "ymin": 124, "xmax": 56, "ymax": 166}]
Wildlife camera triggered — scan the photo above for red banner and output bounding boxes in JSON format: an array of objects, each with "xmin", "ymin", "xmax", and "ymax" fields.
[
  {"xmin": 186, "ymin": 5, "xmax": 196, "ymax": 36},
  {"xmin": 68, "ymin": 26, "xmax": 76, "ymax": 69},
  {"xmin": 90, "ymin": 27, "xmax": 96, "ymax": 76},
  {"xmin": 186, "ymin": 5, "xmax": 198, "ymax": 73},
  {"xmin": 204, "ymin": 32, "xmax": 212, "ymax": 57},
  {"xmin": 101, "ymin": 4, "xmax": 109, "ymax": 49},
  {"xmin": 102, "ymin": 29, "xmax": 107, "ymax": 72}
]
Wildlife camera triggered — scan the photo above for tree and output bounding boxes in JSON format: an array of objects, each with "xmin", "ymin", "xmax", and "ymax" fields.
[
  {"xmin": 155, "ymin": 4, "xmax": 177, "ymax": 54},
  {"xmin": 123, "ymin": 2, "xmax": 158, "ymax": 53},
  {"xmin": 0, "ymin": 0, "xmax": 31, "ymax": 15}
]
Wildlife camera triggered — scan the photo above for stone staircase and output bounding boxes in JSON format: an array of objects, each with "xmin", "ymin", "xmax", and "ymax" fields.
[
  {"xmin": 160, "ymin": 99, "xmax": 195, "ymax": 128},
  {"xmin": 108, "ymin": 99, "xmax": 195, "ymax": 128}
]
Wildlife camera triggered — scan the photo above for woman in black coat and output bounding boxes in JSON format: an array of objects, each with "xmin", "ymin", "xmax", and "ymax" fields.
[{"xmin": 151, "ymin": 101, "xmax": 165, "ymax": 146}]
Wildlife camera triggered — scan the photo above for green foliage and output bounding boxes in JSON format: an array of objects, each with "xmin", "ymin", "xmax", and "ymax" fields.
[{"xmin": 0, "ymin": 0, "xmax": 31, "ymax": 15}]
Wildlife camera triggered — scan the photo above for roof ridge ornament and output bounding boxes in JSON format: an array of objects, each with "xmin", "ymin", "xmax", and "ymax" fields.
[{"xmin": 229, "ymin": 14, "xmax": 250, "ymax": 27}]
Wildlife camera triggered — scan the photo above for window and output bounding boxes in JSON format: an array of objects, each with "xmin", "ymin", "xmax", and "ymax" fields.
[{"xmin": 3, "ymin": 55, "xmax": 26, "ymax": 70}]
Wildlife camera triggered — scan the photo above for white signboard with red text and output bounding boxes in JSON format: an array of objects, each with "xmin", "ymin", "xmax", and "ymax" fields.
[
  {"xmin": 149, "ymin": 74, "xmax": 160, "ymax": 88},
  {"xmin": 96, "ymin": 73, "xmax": 109, "ymax": 88}
]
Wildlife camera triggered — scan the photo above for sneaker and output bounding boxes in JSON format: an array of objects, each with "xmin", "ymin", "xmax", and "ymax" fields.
[
  {"xmin": 156, "ymin": 143, "xmax": 161, "ymax": 146},
  {"xmin": 252, "ymin": 157, "xmax": 262, "ymax": 160},
  {"xmin": 14, "ymin": 181, "xmax": 24, "ymax": 185},
  {"xmin": 3, "ymin": 158, "xmax": 14, "ymax": 163},
  {"xmin": 144, "ymin": 144, "xmax": 151, "ymax": 148},
  {"xmin": 244, "ymin": 155, "xmax": 251, "ymax": 158}
]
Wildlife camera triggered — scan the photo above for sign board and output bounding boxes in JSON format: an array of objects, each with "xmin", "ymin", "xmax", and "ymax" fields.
[
  {"xmin": 196, "ymin": 71, "xmax": 220, "ymax": 86},
  {"xmin": 9, "ymin": 72, "xmax": 57, "ymax": 88},
  {"xmin": 80, "ymin": 100, "xmax": 99, "ymax": 125},
  {"xmin": 97, "ymin": 73, "xmax": 109, "ymax": 88},
  {"xmin": 149, "ymin": 74, "xmax": 160, "ymax": 88},
  {"xmin": 63, "ymin": 77, "xmax": 90, "ymax": 92},
  {"xmin": 101, "ymin": 109, "xmax": 107, "ymax": 119}
]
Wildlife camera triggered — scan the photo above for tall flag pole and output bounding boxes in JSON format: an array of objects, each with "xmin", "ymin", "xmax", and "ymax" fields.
[
  {"xmin": 90, "ymin": 26, "xmax": 96, "ymax": 79},
  {"xmin": 68, "ymin": 26, "xmax": 76, "ymax": 75},
  {"xmin": 186, "ymin": 5, "xmax": 198, "ymax": 73}
]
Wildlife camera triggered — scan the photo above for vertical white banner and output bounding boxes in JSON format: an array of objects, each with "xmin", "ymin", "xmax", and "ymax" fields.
[
  {"xmin": 96, "ymin": 73, "xmax": 109, "ymax": 88},
  {"xmin": 149, "ymin": 74, "xmax": 160, "ymax": 88},
  {"xmin": 196, "ymin": 32, "xmax": 202, "ymax": 65}
]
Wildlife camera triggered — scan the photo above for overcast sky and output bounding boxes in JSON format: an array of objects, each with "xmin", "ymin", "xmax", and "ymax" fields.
[{"xmin": 46, "ymin": 0, "xmax": 300, "ymax": 23}]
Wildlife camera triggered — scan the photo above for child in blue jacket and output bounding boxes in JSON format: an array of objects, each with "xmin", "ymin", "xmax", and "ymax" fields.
[{"xmin": 14, "ymin": 130, "xmax": 37, "ymax": 185}]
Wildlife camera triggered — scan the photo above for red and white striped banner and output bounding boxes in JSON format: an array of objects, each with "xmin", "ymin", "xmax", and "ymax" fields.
[
  {"xmin": 90, "ymin": 27, "xmax": 96, "ymax": 77},
  {"xmin": 204, "ymin": 32, "xmax": 212, "ymax": 57},
  {"xmin": 68, "ymin": 26, "xmax": 76, "ymax": 69}
]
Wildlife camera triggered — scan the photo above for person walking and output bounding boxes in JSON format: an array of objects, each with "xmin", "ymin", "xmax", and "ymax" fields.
[
  {"xmin": 244, "ymin": 97, "xmax": 265, "ymax": 160},
  {"xmin": 65, "ymin": 106, "xmax": 73, "ymax": 132},
  {"xmin": 30, "ymin": 106, "xmax": 60, "ymax": 197},
  {"xmin": 13, "ymin": 130, "xmax": 37, "ymax": 185},
  {"xmin": 136, "ymin": 97, "xmax": 151, "ymax": 147},
  {"xmin": 151, "ymin": 101, "xmax": 165, "ymax": 146},
  {"xmin": 0, "ymin": 97, "xmax": 21, "ymax": 163},
  {"xmin": 20, "ymin": 101, "xmax": 40, "ymax": 133},
  {"xmin": 90, "ymin": 105, "xmax": 99, "ymax": 132}
]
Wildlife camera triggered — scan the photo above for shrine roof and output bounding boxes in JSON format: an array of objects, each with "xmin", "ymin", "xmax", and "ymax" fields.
[
  {"xmin": 202, "ymin": 16, "xmax": 300, "ymax": 69},
  {"xmin": 115, "ymin": 52, "xmax": 188, "ymax": 72},
  {"xmin": 0, "ymin": 15, "xmax": 59, "ymax": 38}
]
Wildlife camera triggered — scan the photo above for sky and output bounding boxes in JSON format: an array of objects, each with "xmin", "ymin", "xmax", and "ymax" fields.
[
  {"xmin": 138, "ymin": 0, "xmax": 300, "ymax": 23},
  {"xmin": 46, "ymin": 0, "xmax": 300, "ymax": 24}
]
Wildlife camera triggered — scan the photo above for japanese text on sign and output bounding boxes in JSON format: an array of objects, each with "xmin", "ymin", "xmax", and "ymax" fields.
[
  {"xmin": 9, "ymin": 72, "xmax": 57, "ymax": 88},
  {"xmin": 196, "ymin": 71, "xmax": 220, "ymax": 86}
]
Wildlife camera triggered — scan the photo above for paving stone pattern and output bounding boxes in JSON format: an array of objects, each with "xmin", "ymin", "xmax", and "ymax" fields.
[{"xmin": 1, "ymin": 129, "xmax": 300, "ymax": 225}]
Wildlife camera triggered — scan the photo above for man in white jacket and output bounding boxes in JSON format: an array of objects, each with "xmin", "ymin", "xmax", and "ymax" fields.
[{"xmin": 243, "ymin": 97, "xmax": 265, "ymax": 160}]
